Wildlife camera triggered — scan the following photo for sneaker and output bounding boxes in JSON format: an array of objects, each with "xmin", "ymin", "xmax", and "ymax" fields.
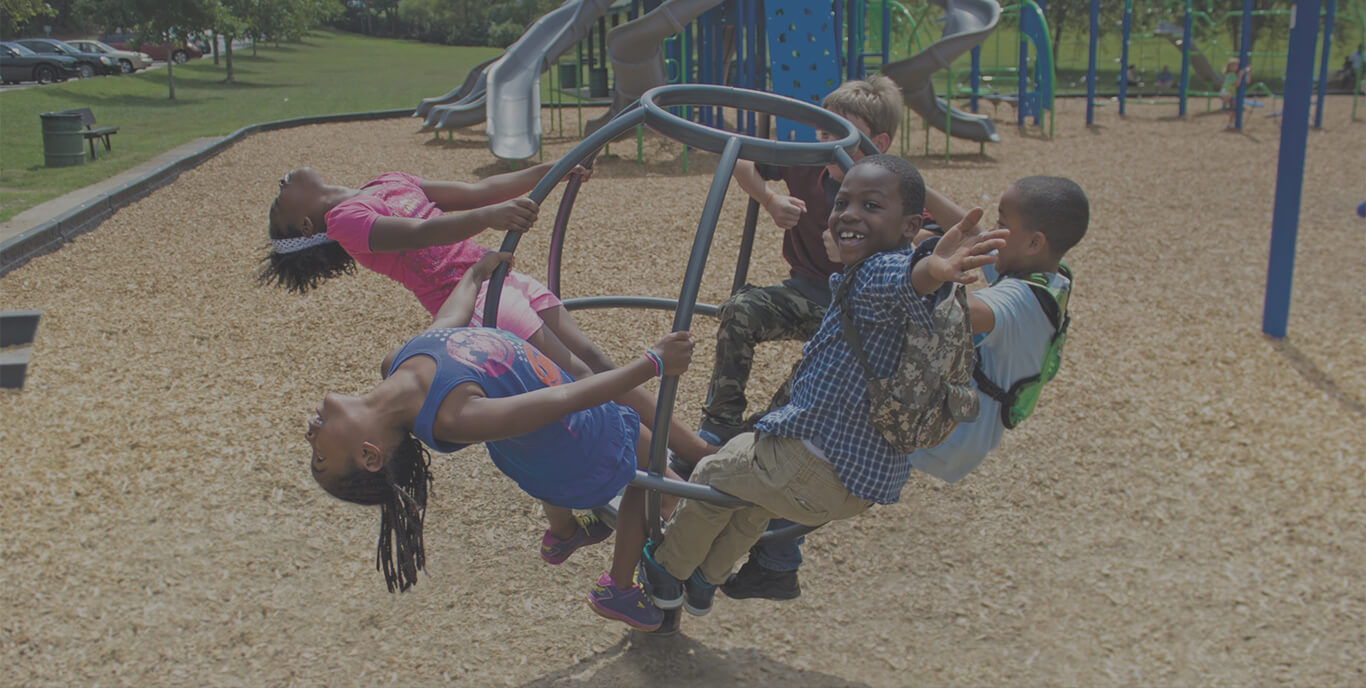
[
  {"xmin": 720, "ymin": 558, "xmax": 801, "ymax": 601},
  {"xmin": 683, "ymin": 570, "xmax": 716, "ymax": 616},
  {"xmin": 541, "ymin": 513, "xmax": 613, "ymax": 565},
  {"xmin": 587, "ymin": 573, "xmax": 663, "ymax": 631},
  {"xmin": 638, "ymin": 541, "xmax": 683, "ymax": 609}
]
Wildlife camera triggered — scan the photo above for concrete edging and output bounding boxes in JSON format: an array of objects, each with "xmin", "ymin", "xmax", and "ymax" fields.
[{"xmin": 0, "ymin": 107, "xmax": 412, "ymax": 278}]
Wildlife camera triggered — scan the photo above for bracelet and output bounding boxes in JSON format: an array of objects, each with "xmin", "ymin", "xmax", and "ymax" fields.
[
  {"xmin": 763, "ymin": 190, "xmax": 776, "ymax": 213},
  {"xmin": 642, "ymin": 350, "xmax": 663, "ymax": 377}
]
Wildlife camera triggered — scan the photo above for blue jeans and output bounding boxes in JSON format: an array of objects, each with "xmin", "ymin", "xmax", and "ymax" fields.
[{"xmin": 751, "ymin": 518, "xmax": 804, "ymax": 572}]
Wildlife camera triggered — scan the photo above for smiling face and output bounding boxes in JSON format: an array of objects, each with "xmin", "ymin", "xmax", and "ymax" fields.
[
  {"xmin": 826, "ymin": 163, "xmax": 921, "ymax": 265},
  {"xmin": 269, "ymin": 167, "xmax": 326, "ymax": 238}
]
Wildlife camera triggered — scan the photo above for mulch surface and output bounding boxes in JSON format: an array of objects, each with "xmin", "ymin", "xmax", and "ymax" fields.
[{"xmin": 2, "ymin": 95, "xmax": 1363, "ymax": 687}]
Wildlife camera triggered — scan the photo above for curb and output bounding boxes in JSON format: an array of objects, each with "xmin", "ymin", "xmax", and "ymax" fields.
[{"xmin": 0, "ymin": 108, "xmax": 411, "ymax": 278}]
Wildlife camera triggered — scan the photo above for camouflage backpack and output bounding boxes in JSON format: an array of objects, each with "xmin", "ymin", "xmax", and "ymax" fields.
[{"xmin": 834, "ymin": 261, "xmax": 980, "ymax": 454}]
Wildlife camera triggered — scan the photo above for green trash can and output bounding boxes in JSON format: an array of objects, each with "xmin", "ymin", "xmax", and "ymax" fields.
[
  {"xmin": 40, "ymin": 111, "xmax": 85, "ymax": 168},
  {"xmin": 558, "ymin": 63, "xmax": 579, "ymax": 89}
]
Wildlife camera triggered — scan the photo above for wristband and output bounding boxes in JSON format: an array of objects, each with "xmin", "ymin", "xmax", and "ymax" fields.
[
  {"xmin": 642, "ymin": 350, "xmax": 663, "ymax": 377},
  {"xmin": 763, "ymin": 190, "xmax": 776, "ymax": 213}
]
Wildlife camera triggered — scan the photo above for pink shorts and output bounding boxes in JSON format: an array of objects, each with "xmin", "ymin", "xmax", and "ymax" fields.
[{"xmin": 468, "ymin": 270, "xmax": 563, "ymax": 342}]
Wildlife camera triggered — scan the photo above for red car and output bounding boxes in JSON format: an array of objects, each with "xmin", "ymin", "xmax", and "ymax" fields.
[{"xmin": 102, "ymin": 33, "xmax": 203, "ymax": 64}]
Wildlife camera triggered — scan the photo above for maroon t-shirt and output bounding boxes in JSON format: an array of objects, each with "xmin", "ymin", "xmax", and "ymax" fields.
[{"xmin": 759, "ymin": 164, "xmax": 844, "ymax": 284}]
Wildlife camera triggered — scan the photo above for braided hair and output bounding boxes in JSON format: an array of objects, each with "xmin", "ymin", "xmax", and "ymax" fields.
[
  {"xmin": 257, "ymin": 203, "xmax": 356, "ymax": 294},
  {"xmin": 325, "ymin": 433, "xmax": 434, "ymax": 592}
]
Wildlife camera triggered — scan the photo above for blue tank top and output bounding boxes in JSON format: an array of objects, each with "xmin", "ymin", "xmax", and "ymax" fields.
[{"xmin": 387, "ymin": 327, "xmax": 639, "ymax": 509}]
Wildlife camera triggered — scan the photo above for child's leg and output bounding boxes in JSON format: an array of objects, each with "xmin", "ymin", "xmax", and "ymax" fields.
[
  {"xmin": 544, "ymin": 503, "xmax": 578, "ymax": 540},
  {"xmin": 608, "ymin": 424, "xmax": 675, "ymax": 587}
]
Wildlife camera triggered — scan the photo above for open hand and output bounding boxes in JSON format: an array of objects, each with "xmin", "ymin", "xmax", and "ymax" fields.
[
  {"xmin": 649, "ymin": 331, "xmax": 695, "ymax": 377},
  {"xmin": 927, "ymin": 207, "xmax": 1008, "ymax": 284},
  {"xmin": 767, "ymin": 194, "xmax": 806, "ymax": 230},
  {"xmin": 483, "ymin": 198, "xmax": 539, "ymax": 233},
  {"xmin": 820, "ymin": 228, "xmax": 842, "ymax": 263}
]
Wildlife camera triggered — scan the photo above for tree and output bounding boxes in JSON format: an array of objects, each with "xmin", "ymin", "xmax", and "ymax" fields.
[
  {"xmin": 0, "ymin": 0, "xmax": 56, "ymax": 38},
  {"xmin": 85, "ymin": 0, "xmax": 214, "ymax": 98}
]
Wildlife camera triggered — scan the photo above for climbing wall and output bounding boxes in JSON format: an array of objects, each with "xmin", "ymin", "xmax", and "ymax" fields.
[{"xmin": 765, "ymin": 0, "xmax": 843, "ymax": 141}]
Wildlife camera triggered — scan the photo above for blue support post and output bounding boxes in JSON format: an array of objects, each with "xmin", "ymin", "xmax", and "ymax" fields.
[
  {"xmin": 1180, "ymin": 0, "xmax": 1192, "ymax": 116},
  {"xmin": 1018, "ymin": 29, "xmax": 1028, "ymax": 126},
  {"xmin": 1236, "ymin": 0, "xmax": 1252, "ymax": 129},
  {"xmin": 1263, "ymin": 0, "xmax": 1324, "ymax": 338},
  {"xmin": 1314, "ymin": 0, "xmax": 1338, "ymax": 129},
  {"xmin": 970, "ymin": 45, "xmax": 981, "ymax": 113},
  {"xmin": 1086, "ymin": 0, "xmax": 1098, "ymax": 125},
  {"xmin": 1120, "ymin": 0, "xmax": 1131, "ymax": 116}
]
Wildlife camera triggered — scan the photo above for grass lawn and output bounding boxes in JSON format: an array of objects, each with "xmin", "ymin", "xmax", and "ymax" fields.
[{"xmin": 0, "ymin": 29, "xmax": 501, "ymax": 223}]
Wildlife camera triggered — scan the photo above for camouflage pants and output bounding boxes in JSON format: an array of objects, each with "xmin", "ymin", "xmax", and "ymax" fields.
[{"xmin": 700, "ymin": 282, "xmax": 827, "ymax": 439}]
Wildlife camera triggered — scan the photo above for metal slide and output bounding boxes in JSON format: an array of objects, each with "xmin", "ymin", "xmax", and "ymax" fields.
[
  {"xmin": 414, "ymin": 55, "xmax": 499, "ymax": 121},
  {"xmin": 1155, "ymin": 23, "xmax": 1223, "ymax": 86},
  {"xmin": 879, "ymin": 0, "xmax": 1001, "ymax": 143},
  {"xmin": 582, "ymin": 0, "xmax": 728, "ymax": 137},
  {"xmin": 421, "ymin": 0, "xmax": 613, "ymax": 156}
]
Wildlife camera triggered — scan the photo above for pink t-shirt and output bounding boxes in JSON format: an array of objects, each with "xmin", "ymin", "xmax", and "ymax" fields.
[{"xmin": 324, "ymin": 172, "xmax": 559, "ymax": 340}]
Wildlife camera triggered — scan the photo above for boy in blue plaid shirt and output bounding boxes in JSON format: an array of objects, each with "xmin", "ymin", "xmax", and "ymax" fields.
[{"xmin": 640, "ymin": 155, "xmax": 1009, "ymax": 616}]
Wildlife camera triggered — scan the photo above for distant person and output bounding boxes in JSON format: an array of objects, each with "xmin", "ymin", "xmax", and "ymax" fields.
[
  {"xmin": 1220, "ymin": 58, "xmax": 1251, "ymax": 129},
  {"xmin": 1156, "ymin": 65, "xmax": 1174, "ymax": 89},
  {"xmin": 1126, "ymin": 65, "xmax": 1141, "ymax": 87}
]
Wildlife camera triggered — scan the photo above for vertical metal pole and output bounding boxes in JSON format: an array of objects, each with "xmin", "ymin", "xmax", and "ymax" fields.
[
  {"xmin": 1263, "ymin": 0, "xmax": 1323, "ymax": 338},
  {"xmin": 970, "ymin": 45, "xmax": 980, "ymax": 113},
  {"xmin": 1120, "ymin": 0, "xmax": 1131, "ymax": 116},
  {"xmin": 1314, "ymin": 0, "xmax": 1338, "ymax": 129},
  {"xmin": 647, "ymin": 137, "xmax": 744, "ymax": 543},
  {"xmin": 1180, "ymin": 0, "xmax": 1192, "ymax": 117},
  {"xmin": 1018, "ymin": 23, "xmax": 1028, "ymax": 126},
  {"xmin": 1086, "ymin": 0, "xmax": 1098, "ymax": 125},
  {"xmin": 1236, "ymin": 0, "xmax": 1253, "ymax": 129}
]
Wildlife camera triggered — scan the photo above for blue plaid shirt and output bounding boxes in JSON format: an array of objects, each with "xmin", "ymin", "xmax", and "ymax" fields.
[{"xmin": 755, "ymin": 243, "xmax": 943, "ymax": 504}]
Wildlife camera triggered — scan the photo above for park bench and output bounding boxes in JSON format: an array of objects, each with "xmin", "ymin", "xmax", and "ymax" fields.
[{"xmin": 62, "ymin": 108, "xmax": 119, "ymax": 161}]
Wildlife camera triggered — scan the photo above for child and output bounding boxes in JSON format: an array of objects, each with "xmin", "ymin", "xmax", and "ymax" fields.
[
  {"xmin": 696, "ymin": 75, "xmax": 906, "ymax": 448},
  {"xmin": 1220, "ymin": 58, "xmax": 1251, "ymax": 129},
  {"xmin": 264, "ymin": 163, "xmax": 715, "ymax": 464},
  {"xmin": 721, "ymin": 174, "xmax": 1089, "ymax": 602},
  {"xmin": 636, "ymin": 154, "xmax": 1008, "ymax": 616},
  {"xmin": 1156, "ymin": 65, "xmax": 1174, "ymax": 89},
  {"xmin": 305, "ymin": 251, "xmax": 704, "ymax": 631}
]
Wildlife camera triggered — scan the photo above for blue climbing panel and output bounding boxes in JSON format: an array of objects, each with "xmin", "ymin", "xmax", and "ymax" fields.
[{"xmin": 766, "ymin": 0, "xmax": 842, "ymax": 142}]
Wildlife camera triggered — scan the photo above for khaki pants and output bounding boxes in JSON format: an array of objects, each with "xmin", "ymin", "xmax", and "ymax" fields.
[{"xmin": 655, "ymin": 432, "xmax": 873, "ymax": 584}]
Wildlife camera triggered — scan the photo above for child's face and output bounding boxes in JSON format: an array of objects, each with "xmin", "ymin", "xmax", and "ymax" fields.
[
  {"xmin": 818, "ymin": 111, "xmax": 881, "ymax": 183},
  {"xmin": 270, "ymin": 167, "xmax": 325, "ymax": 234},
  {"xmin": 991, "ymin": 184, "xmax": 1044, "ymax": 274},
  {"xmin": 826, "ymin": 164, "xmax": 920, "ymax": 265},
  {"xmin": 304, "ymin": 392, "xmax": 378, "ymax": 490}
]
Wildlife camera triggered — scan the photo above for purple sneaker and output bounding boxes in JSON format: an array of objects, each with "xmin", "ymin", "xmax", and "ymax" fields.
[
  {"xmin": 541, "ymin": 513, "xmax": 613, "ymax": 564},
  {"xmin": 587, "ymin": 573, "xmax": 663, "ymax": 631}
]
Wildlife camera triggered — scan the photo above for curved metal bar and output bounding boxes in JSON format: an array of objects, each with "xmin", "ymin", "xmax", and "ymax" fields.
[
  {"xmin": 483, "ymin": 106, "xmax": 647, "ymax": 328},
  {"xmin": 640, "ymin": 84, "xmax": 863, "ymax": 166},
  {"xmin": 547, "ymin": 151, "xmax": 599, "ymax": 296},
  {"xmin": 562, "ymin": 296, "xmax": 720, "ymax": 318},
  {"xmin": 646, "ymin": 136, "xmax": 744, "ymax": 543}
]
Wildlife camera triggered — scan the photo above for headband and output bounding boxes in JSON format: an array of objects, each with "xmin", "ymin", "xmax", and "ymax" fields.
[{"xmin": 271, "ymin": 233, "xmax": 335, "ymax": 254}]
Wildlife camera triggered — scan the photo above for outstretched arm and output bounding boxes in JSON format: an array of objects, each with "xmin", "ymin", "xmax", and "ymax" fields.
[
  {"xmin": 367, "ymin": 200, "xmax": 539, "ymax": 253},
  {"xmin": 438, "ymin": 331, "xmax": 696, "ymax": 444},
  {"xmin": 423, "ymin": 162, "xmax": 556, "ymax": 211},
  {"xmin": 910, "ymin": 207, "xmax": 1007, "ymax": 295}
]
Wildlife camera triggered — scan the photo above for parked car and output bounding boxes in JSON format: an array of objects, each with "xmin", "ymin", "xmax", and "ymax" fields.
[
  {"xmin": 101, "ymin": 33, "xmax": 203, "ymax": 64},
  {"xmin": 13, "ymin": 38, "xmax": 120, "ymax": 78},
  {"xmin": 0, "ymin": 41, "xmax": 83, "ymax": 84},
  {"xmin": 65, "ymin": 39, "xmax": 153, "ymax": 73}
]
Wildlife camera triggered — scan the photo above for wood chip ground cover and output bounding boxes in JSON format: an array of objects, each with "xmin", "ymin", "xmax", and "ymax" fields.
[{"xmin": 1, "ymin": 98, "xmax": 1362, "ymax": 687}]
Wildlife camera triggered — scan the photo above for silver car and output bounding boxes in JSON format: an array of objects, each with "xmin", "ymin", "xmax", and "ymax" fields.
[{"xmin": 66, "ymin": 39, "xmax": 153, "ymax": 74}]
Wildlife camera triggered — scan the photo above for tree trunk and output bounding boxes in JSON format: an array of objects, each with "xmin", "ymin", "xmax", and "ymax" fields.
[
  {"xmin": 212, "ymin": 30, "xmax": 219, "ymax": 65},
  {"xmin": 224, "ymin": 35, "xmax": 234, "ymax": 82},
  {"xmin": 167, "ymin": 58, "xmax": 176, "ymax": 100}
]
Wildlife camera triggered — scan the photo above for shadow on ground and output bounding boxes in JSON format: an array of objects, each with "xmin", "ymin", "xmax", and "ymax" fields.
[{"xmin": 521, "ymin": 633, "xmax": 874, "ymax": 688}]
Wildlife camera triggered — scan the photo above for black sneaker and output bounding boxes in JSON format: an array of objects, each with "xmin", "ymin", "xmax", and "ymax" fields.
[
  {"xmin": 720, "ymin": 558, "xmax": 801, "ymax": 601},
  {"xmin": 683, "ymin": 570, "xmax": 716, "ymax": 616},
  {"xmin": 668, "ymin": 450, "xmax": 695, "ymax": 481},
  {"xmin": 639, "ymin": 541, "xmax": 683, "ymax": 609}
]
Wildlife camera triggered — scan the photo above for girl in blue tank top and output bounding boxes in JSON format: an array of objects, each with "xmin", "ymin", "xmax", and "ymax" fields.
[{"xmin": 303, "ymin": 252, "xmax": 703, "ymax": 632}]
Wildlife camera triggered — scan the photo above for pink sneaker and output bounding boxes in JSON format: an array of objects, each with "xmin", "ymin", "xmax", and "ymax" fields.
[
  {"xmin": 587, "ymin": 573, "xmax": 663, "ymax": 631},
  {"xmin": 540, "ymin": 513, "xmax": 612, "ymax": 564}
]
